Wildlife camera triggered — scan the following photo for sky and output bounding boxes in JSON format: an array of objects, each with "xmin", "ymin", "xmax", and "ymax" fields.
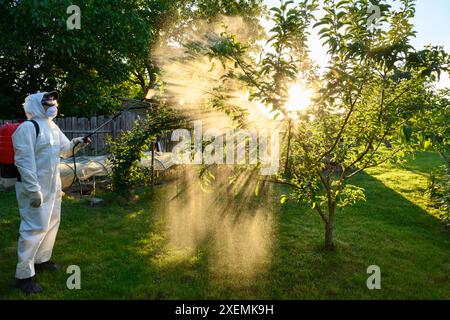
[{"xmin": 263, "ymin": 0, "xmax": 450, "ymax": 88}]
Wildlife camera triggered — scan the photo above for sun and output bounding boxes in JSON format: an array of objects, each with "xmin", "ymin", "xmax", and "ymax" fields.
[{"xmin": 285, "ymin": 83, "xmax": 313, "ymax": 112}]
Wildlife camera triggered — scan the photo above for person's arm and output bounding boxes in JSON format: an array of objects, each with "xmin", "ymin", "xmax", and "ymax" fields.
[
  {"xmin": 57, "ymin": 126, "xmax": 88, "ymax": 159},
  {"xmin": 12, "ymin": 122, "xmax": 40, "ymax": 194}
]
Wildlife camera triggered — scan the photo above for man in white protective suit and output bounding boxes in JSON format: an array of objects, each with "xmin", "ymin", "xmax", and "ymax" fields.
[{"xmin": 12, "ymin": 91, "xmax": 90, "ymax": 295}]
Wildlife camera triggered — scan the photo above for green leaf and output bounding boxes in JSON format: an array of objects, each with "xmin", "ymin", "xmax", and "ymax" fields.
[
  {"xmin": 424, "ymin": 139, "xmax": 433, "ymax": 150},
  {"xmin": 401, "ymin": 125, "xmax": 413, "ymax": 144}
]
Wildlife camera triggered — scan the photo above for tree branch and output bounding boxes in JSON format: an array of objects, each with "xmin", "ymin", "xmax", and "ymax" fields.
[
  {"xmin": 314, "ymin": 204, "xmax": 329, "ymax": 225},
  {"xmin": 320, "ymin": 82, "xmax": 364, "ymax": 160},
  {"xmin": 260, "ymin": 178, "xmax": 303, "ymax": 191}
]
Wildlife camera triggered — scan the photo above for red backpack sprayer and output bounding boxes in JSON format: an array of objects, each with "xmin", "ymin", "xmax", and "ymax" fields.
[{"xmin": 0, "ymin": 120, "xmax": 39, "ymax": 179}]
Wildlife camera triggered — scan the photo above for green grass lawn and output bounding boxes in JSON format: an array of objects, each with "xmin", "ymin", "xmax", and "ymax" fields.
[{"xmin": 0, "ymin": 152, "xmax": 448, "ymax": 299}]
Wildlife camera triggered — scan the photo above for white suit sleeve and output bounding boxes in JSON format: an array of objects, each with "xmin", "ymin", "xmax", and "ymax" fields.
[
  {"xmin": 58, "ymin": 126, "xmax": 74, "ymax": 159},
  {"xmin": 57, "ymin": 126, "xmax": 83, "ymax": 159},
  {"xmin": 12, "ymin": 122, "xmax": 40, "ymax": 194}
]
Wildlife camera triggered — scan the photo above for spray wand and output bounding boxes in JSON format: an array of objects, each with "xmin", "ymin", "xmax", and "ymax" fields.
[{"xmin": 71, "ymin": 98, "xmax": 155, "ymax": 194}]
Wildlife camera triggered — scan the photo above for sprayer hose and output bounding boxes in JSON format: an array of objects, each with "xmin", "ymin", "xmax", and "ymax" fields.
[{"xmin": 71, "ymin": 143, "xmax": 83, "ymax": 196}]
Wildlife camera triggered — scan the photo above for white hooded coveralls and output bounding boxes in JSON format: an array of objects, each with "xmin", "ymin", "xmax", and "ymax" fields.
[{"xmin": 13, "ymin": 92, "xmax": 80, "ymax": 279}]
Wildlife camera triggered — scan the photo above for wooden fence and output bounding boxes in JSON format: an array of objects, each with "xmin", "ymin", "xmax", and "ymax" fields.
[
  {"xmin": 0, "ymin": 111, "xmax": 143, "ymax": 154},
  {"xmin": 55, "ymin": 111, "xmax": 140, "ymax": 153}
]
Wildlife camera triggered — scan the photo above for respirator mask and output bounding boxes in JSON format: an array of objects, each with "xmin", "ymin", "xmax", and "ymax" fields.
[{"xmin": 42, "ymin": 91, "xmax": 59, "ymax": 119}]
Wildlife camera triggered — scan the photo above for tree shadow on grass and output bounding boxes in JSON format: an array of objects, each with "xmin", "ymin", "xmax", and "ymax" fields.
[{"xmin": 267, "ymin": 171, "xmax": 450, "ymax": 299}]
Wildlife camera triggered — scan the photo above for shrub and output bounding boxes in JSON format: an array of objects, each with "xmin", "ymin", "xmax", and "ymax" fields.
[{"xmin": 108, "ymin": 107, "xmax": 185, "ymax": 194}]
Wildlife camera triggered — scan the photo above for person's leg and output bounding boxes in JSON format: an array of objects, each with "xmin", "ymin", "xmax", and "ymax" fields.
[
  {"xmin": 15, "ymin": 183, "xmax": 51, "ymax": 279},
  {"xmin": 35, "ymin": 195, "xmax": 61, "ymax": 264},
  {"xmin": 14, "ymin": 183, "xmax": 51, "ymax": 294},
  {"xmin": 16, "ymin": 226, "xmax": 47, "ymax": 279},
  {"xmin": 16, "ymin": 234, "xmax": 44, "ymax": 295}
]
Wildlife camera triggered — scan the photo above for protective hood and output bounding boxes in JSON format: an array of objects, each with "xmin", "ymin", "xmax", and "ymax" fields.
[{"xmin": 23, "ymin": 92, "xmax": 47, "ymax": 120}]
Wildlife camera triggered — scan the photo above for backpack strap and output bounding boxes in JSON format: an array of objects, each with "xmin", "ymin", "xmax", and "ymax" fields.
[
  {"xmin": 16, "ymin": 120, "xmax": 40, "ymax": 182},
  {"xmin": 26, "ymin": 119, "xmax": 40, "ymax": 138}
]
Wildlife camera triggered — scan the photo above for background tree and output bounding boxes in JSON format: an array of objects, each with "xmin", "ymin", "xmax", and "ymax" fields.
[
  {"xmin": 411, "ymin": 87, "xmax": 449, "ymax": 167},
  {"xmin": 411, "ymin": 87, "xmax": 449, "ymax": 226},
  {"xmin": 0, "ymin": 0, "xmax": 152, "ymax": 118},
  {"xmin": 130, "ymin": 0, "xmax": 266, "ymax": 95},
  {"xmin": 0, "ymin": 0, "xmax": 264, "ymax": 118}
]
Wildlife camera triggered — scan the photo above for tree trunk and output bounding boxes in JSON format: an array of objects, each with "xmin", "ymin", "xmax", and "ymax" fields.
[
  {"xmin": 325, "ymin": 222, "xmax": 334, "ymax": 251},
  {"xmin": 325, "ymin": 204, "xmax": 335, "ymax": 251}
]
